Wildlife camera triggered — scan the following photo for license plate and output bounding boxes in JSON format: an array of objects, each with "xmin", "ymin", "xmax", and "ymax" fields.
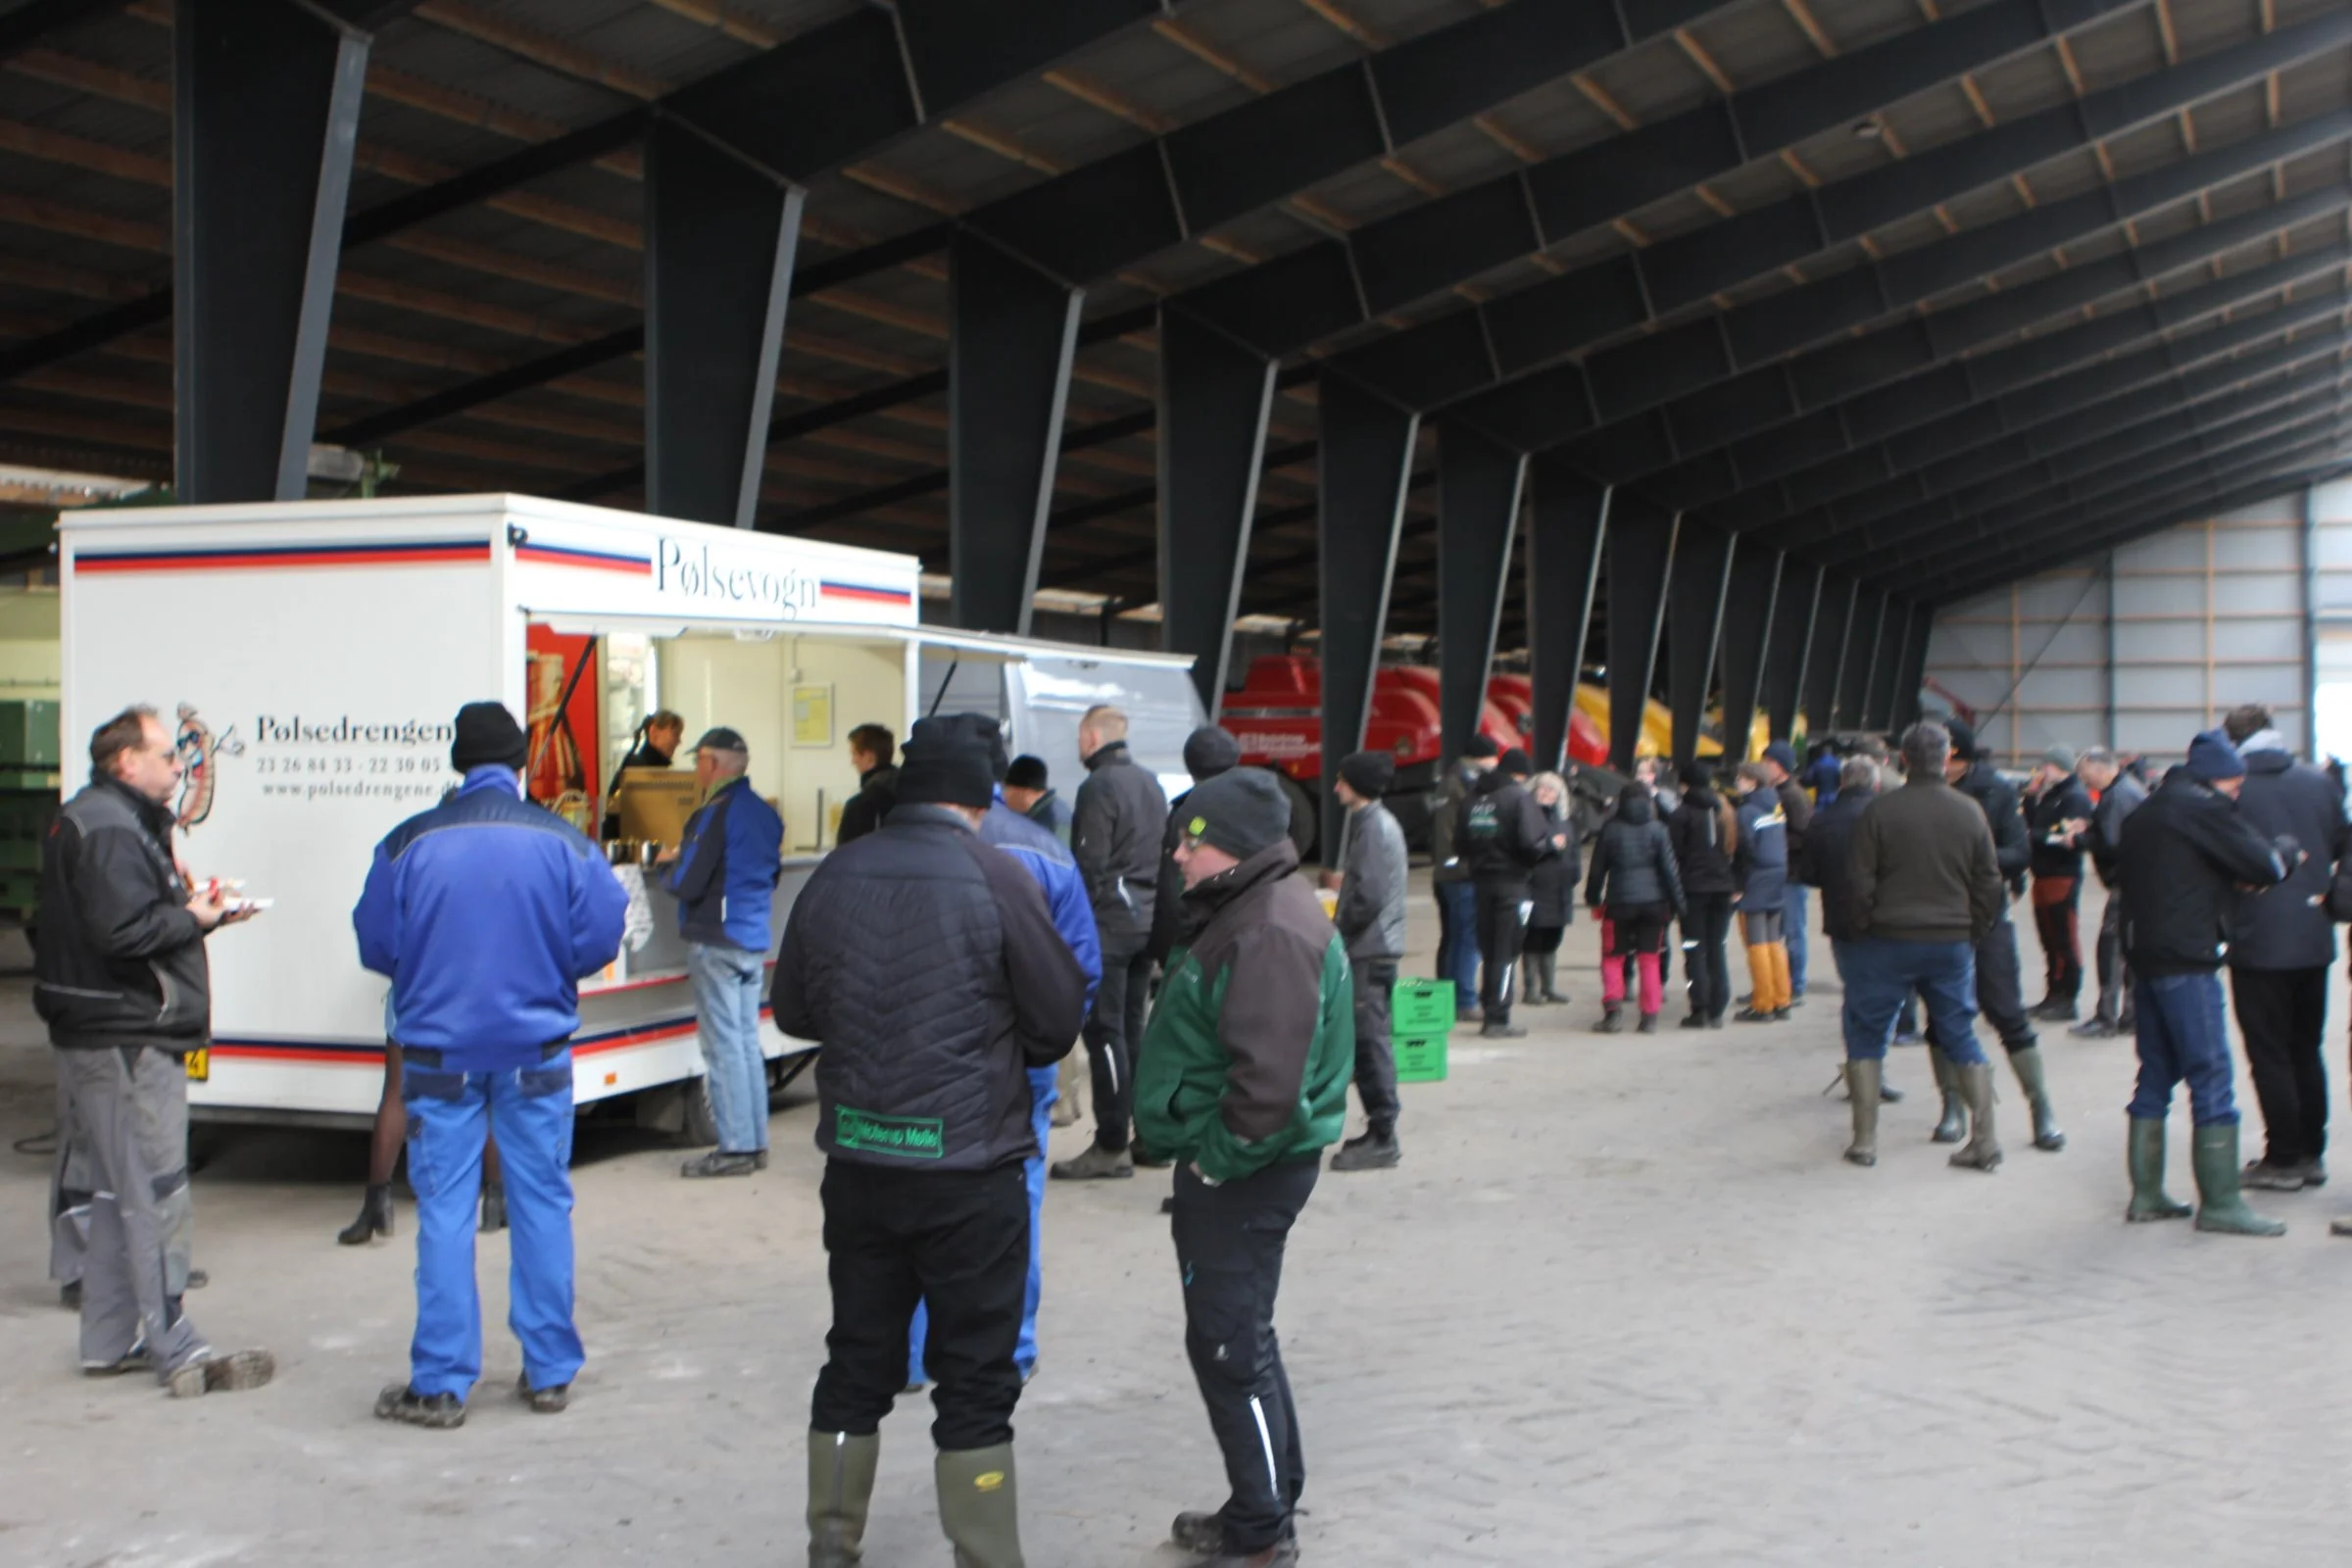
[{"xmin": 183, "ymin": 1049, "xmax": 209, "ymax": 1083}]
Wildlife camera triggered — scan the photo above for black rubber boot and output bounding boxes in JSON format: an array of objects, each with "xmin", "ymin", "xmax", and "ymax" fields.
[
  {"xmin": 1520, "ymin": 956, "xmax": 1551, "ymax": 1005},
  {"xmin": 1537, "ymin": 951, "xmax": 1569, "ymax": 1004},
  {"xmin": 337, "ymin": 1183, "xmax": 393, "ymax": 1246},
  {"xmin": 808, "ymin": 1429, "xmax": 880, "ymax": 1567}
]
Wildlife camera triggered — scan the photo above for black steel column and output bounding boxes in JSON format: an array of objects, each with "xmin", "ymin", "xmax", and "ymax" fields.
[
  {"xmin": 1717, "ymin": 548, "xmax": 1783, "ymax": 765},
  {"xmin": 1863, "ymin": 599, "xmax": 1910, "ymax": 731},
  {"xmin": 1437, "ymin": 422, "xmax": 1528, "ymax": 762},
  {"xmin": 1605, "ymin": 497, "xmax": 1678, "ymax": 775},
  {"xmin": 1526, "ymin": 465, "xmax": 1608, "ymax": 773},
  {"xmin": 1894, "ymin": 605, "xmax": 1935, "ymax": 729},
  {"xmin": 1763, "ymin": 563, "xmax": 1821, "ymax": 744},
  {"xmin": 1802, "ymin": 574, "xmax": 1854, "ymax": 738},
  {"xmin": 173, "ymin": 0, "xmax": 369, "ymax": 502},
  {"xmin": 950, "ymin": 231, "xmax": 1081, "ymax": 634},
  {"xmin": 1160, "ymin": 308, "xmax": 1276, "ymax": 710},
  {"xmin": 645, "ymin": 118, "xmax": 803, "ymax": 527},
  {"xmin": 1837, "ymin": 590, "xmax": 1886, "ymax": 731},
  {"xmin": 1667, "ymin": 521, "xmax": 1735, "ymax": 766},
  {"xmin": 1317, "ymin": 375, "xmax": 1417, "ymax": 856}
]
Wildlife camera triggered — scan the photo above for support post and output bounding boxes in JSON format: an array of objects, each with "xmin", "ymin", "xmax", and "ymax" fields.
[
  {"xmin": 1526, "ymin": 465, "xmax": 1609, "ymax": 773},
  {"xmin": 1159, "ymin": 308, "xmax": 1276, "ymax": 710},
  {"xmin": 1803, "ymin": 574, "xmax": 1855, "ymax": 738},
  {"xmin": 1894, "ymin": 604, "xmax": 1935, "ymax": 730},
  {"xmin": 1764, "ymin": 563, "xmax": 1822, "ymax": 743},
  {"xmin": 2303, "ymin": 488, "xmax": 2320, "ymax": 755},
  {"xmin": 1605, "ymin": 497, "xmax": 1679, "ymax": 775},
  {"xmin": 645, "ymin": 118, "xmax": 802, "ymax": 527},
  {"xmin": 1863, "ymin": 598, "xmax": 1908, "ymax": 731},
  {"xmin": 173, "ymin": 0, "xmax": 369, "ymax": 502},
  {"xmin": 1317, "ymin": 376, "xmax": 1417, "ymax": 857},
  {"xmin": 1717, "ymin": 547, "xmax": 1783, "ymax": 764},
  {"xmin": 1437, "ymin": 423, "xmax": 1529, "ymax": 762},
  {"xmin": 950, "ymin": 231, "xmax": 1081, "ymax": 634},
  {"xmin": 1837, "ymin": 590, "xmax": 1884, "ymax": 733},
  {"xmin": 1667, "ymin": 521, "xmax": 1736, "ymax": 766}
]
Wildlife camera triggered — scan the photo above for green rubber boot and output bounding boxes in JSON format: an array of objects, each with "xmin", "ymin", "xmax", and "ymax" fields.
[
  {"xmin": 937, "ymin": 1445, "xmax": 1024, "ymax": 1568},
  {"xmin": 808, "ymin": 1430, "xmax": 880, "ymax": 1567},
  {"xmin": 1947, "ymin": 1061, "xmax": 2001, "ymax": 1172},
  {"xmin": 2007, "ymin": 1045, "xmax": 2066, "ymax": 1152},
  {"xmin": 1841, "ymin": 1059, "xmax": 1880, "ymax": 1167},
  {"xmin": 2125, "ymin": 1117, "xmax": 2191, "ymax": 1223},
  {"xmin": 1929, "ymin": 1047, "xmax": 1968, "ymax": 1145},
  {"xmin": 2190, "ymin": 1123, "xmax": 2286, "ymax": 1237}
]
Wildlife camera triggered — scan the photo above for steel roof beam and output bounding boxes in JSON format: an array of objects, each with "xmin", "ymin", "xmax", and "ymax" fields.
[
  {"xmin": 1437, "ymin": 423, "xmax": 1528, "ymax": 763},
  {"xmin": 1316, "ymin": 375, "xmax": 1419, "ymax": 854},
  {"xmin": 1802, "ymin": 574, "xmax": 1854, "ymax": 738},
  {"xmin": 1667, "ymin": 521, "xmax": 1735, "ymax": 764},
  {"xmin": 1717, "ymin": 546, "xmax": 1783, "ymax": 759},
  {"xmin": 0, "ymin": 0, "xmax": 131, "ymax": 61},
  {"xmin": 1763, "ymin": 562, "xmax": 1822, "ymax": 743},
  {"xmin": 1525, "ymin": 467, "xmax": 1608, "ymax": 774},
  {"xmin": 1604, "ymin": 497, "xmax": 1677, "ymax": 773}
]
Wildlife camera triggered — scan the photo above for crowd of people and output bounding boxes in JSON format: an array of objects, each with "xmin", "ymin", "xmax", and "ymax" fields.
[{"xmin": 31, "ymin": 683, "xmax": 2352, "ymax": 1566}]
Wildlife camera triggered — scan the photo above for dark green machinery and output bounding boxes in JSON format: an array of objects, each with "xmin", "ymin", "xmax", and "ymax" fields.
[{"xmin": 0, "ymin": 700, "xmax": 60, "ymax": 927}]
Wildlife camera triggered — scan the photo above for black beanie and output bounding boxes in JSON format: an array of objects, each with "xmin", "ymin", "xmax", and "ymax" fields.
[
  {"xmin": 1942, "ymin": 716, "xmax": 1980, "ymax": 762},
  {"xmin": 1496, "ymin": 747, "xmax": 1532, "ymax": 777},
  {"xmin": 933, "ymin": 711, "xmax": 1010, "ymax": 781},
  {"xmin": 1338, "ymin": 750, "xmax": 1395, "ymax": 798},
  {"xmin": 1183, "ymin": 725, "xmax": 1242, "ymax": 780},
  {"xmin": 1466, "ymin": 735, "xmax": 1500, "ymax": 760},
  {"xmin": 1004, "ymin": 755, "xmax": 1049, "ymax": 791},
  {"xmin": 451, "ymin": 702, "xmax": 527, "ymax": 772},
  {"xmin": 897, "ymin": 716, "xmax": 996, "ymax": 808},
  {"xmin": 1181, "ymin": 767, "xmax": 1291, "ymax": 860}
]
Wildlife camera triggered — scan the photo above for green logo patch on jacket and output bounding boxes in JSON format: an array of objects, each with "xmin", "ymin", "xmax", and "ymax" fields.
[{"xmin": 836, "ymin": 1106, "xmax": 945, "ymax": 1158}]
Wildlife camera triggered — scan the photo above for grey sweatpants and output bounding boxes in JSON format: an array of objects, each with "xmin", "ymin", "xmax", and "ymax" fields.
[
  {"xmin": 56, "ymin": 1046, "xmax": 205, "ymax": 1377},
  {"xmin": 49, "ymin": 1074, "xmax": 92, "ymax": 1287}
]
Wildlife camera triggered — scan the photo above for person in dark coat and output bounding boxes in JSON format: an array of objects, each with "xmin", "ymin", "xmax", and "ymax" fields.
[
  {"xmin": 775, "ymin": 718, "xmax": 1089, "ymax": 1564},
  {"xmin": 1668, "ymin": 761, "xmax": 1739, "ymax": 1029},
  {"xmin": 1428, "ymin": 736, "xmax": 1498, "ymax": 1018},
  {"xmin": 2026, "ymin": 747, "xmax": 2097, "ymax": 1019},
  {"xmin": 1149, "ymin": 725, "xmax": 1242, "ymax": 966},
  {"xmin": 1000, "ymin": 754, "xmax": 1072, "ymax": 845},
  {"xmin": 2068, "ymin": 748, "xmax": 2145, "ymax": 1039},
  {"xmin": 1801, "ymin": 757, "xmax": 1905, "ymax": 1106},
  {"xmin": 1732, "ymin": 762, "xmax": 1792, "ymax": 1022},
  {"xmin": 2219, "ymin": 705, "xmax": 2349, "ymax": 1190},
  {"xmin": 1461, "ymin": 748, "xmax": 1556, "ymax": 1038},
  {"xmin": 2117, "ymin": 730, "xmax": 2295, "ymax": 1237},
  {"xmin": 1761, "ymin": 741, "xmax": 1816, "ymax": 1003},
  {"xmin": 1519, "ymin": 770, "xmax": 1581, "ymax": 1007},
  {"xmin": 1584, "ymin": 783, "xmax": 1686, "ymax": 1033},
  {"xmin": 835, "ymin": 722, "xmax": 901, "ymax": 847}
]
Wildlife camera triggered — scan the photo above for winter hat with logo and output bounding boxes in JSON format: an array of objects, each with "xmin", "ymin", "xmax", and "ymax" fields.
[
  {"xmin": 451, "ymin": 702, "xmax": 528, "ymax": 772},
  {"xmin": 2185, "ymin": 729, "xmax": 2246, "ymax": 782},
  {"xmin": 1339, "ymin": 750, "xmax": 1396, "ymax": 798},
  {"xmin": 1183, "ymin": 725, "xmax": 1242, "ymax": 781},
  {"xmin": 896, "ymin": 716, "xmax": 997, "ymax": 809},
  {"xmin": 1183, "ymin": 767, "xmax": 1291, "ymax": 860}
]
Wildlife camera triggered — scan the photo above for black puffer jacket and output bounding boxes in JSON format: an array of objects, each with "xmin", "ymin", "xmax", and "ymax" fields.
[
  {"xmin": 2119, "ymin": 769, "xmax": 2292, "ymax": 978},
  {"xmin": 2230, "ymin": 743, "xmax": 2347, "ymax": 970},
  {"xmin": 36, "ymin": 775, "xmax": 213, "ymax": 1050},
  {"xmin": 772, "ymin": 804, "xmax": 1088, "ymax": 1171},
  {"xmin": 1584, "ymin": 788, "xmax": 1685, "ymax": 915},
  {"xmin": 1073, "ymin": 740, "xmax": 1168, "ymax": 941}
]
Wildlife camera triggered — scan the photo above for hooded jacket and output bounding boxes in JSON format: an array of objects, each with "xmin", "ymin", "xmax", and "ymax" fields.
[
  {"xmin": 1667, "ymin": 787, "xmax": 1738, "ymax": 898},
  {"xmin": 772, "ymin": 803, "xmax": 1088, "ymax": 1172},
  {"xmin": 1134, "ymin": 841, "xmax": 1351, "ymax": 1182},
  {"xmin": 1335, "ymin": 797, "xmax": 1408, "ymax": 961},
  {"xmin": 1584, "ymin": 789, "xmax": 1685, "ymax": 915},
  {"xmin": 1461, "ymin": 767, "xmax": 1555, "ymax": 884},
  {"xmin": 1073, "ymin": 739, "xmax": 1168, "ymax": 940},
  {"xmin": 2119, "ymin": 768, "xmax": 2293, "ymax": 978},
  {"xmin": 36, "ymin": 774, "xmax": 215, "ymax": 1051},
  {"xmin": 2229, "ymin": 733, "xmax": 2347, "ymax": 971}
]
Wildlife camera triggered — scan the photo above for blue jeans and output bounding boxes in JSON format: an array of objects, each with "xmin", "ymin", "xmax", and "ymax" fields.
[
  {"xmin": 911, "ymin": 1064, "xmax": 1054, "ymax": 1382},
  {"xmin": 2130, "ymin": 972, "xmax": 2239, "ymax": 1125},
  {"xmin": 1437, "ymin": 880, "xmax": 1479, "ymax": 1006},
  {"xmin": 688, "ymin": 942, "xmax": 768, "ymax": 1154},
  {"xmin": 403, "ymin": 1049, "xmax": 582, "ymax": 1398},
  {"xmin": 1838, "ymin": 936, "xmax": 1984, "ymax": 1065},
  {"xmin": 1783, "ymin": 885, "xmax": 1809, "ymax": 997}
]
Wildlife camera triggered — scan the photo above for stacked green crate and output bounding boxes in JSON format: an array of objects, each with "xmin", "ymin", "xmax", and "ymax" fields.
[
  {"xmin": 0, "ymin": 701, "xmax": 59, "ymax": 926},
  {"xmin": 1391, "ymin": 977, "xmax": 1452, "ymax": 1083}
]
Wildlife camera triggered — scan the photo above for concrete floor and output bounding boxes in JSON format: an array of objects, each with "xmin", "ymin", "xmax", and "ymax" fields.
[{"xmin": 3, "ymin": 887, "xmax": 2350, "ymax": 1567}]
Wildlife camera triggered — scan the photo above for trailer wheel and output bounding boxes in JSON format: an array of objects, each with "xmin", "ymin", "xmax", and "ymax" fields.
[
  {"xmin": 682, "ymin": 1073, "xmax": 719, "ymax": 1148},
  {"xmin": 1275, "ymin": 771, "xmax": 1319, "ymax": 861}
]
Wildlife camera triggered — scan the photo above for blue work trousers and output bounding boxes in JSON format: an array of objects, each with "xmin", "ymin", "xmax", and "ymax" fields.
[
  {"xmin": 1838, "ymin": 936, "xmax": 1985, "ymax": 1065},
  {"xmin": 403, "ymin": 1049, "xmax": 583, "ymax": 1399},
  {"xmin": 688, "ymin": 942, "xmax": 769, "ymax": 1154},
  {"xmin": 2129, "ymin": 971, "xmax": 2239, "ymax": 1126},
  {"xmin": 1436, "ymin": 880, "xmax": 1480, "ymax": 1007},
  {"xmin": 911, "ymin": 1064, "xmax": 1054, "ymax": 1382},
  {"xmin": 1783, "ymin": 884, "xmax": 1810, "ymax": 997}
]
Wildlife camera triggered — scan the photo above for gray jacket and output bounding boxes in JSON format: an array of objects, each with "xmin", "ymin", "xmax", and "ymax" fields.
[{"xmin": 1335, "ymin": 800, "xmax": 1407, "ymax": 961}]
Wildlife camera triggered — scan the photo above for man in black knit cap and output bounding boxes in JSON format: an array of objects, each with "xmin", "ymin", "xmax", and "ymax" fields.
[{"xmin": 1460, "ymin": 748, "xmax": 1556, "ymax": 1039}]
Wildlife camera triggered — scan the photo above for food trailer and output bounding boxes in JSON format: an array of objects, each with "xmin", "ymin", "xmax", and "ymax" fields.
[{"xmin": 58, "ymin": 494, "xmax": 1205, "ymax": 1129}]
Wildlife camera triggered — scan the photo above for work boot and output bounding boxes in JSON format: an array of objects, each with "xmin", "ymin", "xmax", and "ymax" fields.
[
  {"xmin": 2190, "ymin": 1123, "xmax": 2286, "ymax": 1237},
  {"xmin": 374, "ymin": 1382, "xmax": 464, "ymax": 1427},
  {"xmin": 808, "ymin": 1429, "xmax": 880, "ymax": 1567},
  {"xmin": 479, "ymin": 1179, "xmax": 508, "ymax": 1230},
  {"xmin": 2068, "ymin": 1017, "xmax": 2118, "ymax": 1039},
  {"xmin": 338, "ymin": 1183, "xmax": 393, "ymax": 1246},
  {"xmin": 2125, "ymin": 1116, "xmax": 2192, "ymax": 1222},
  {"xmin": 1594, "ymin": 1007, "xmax": 1622, "ymax": 1034},
  {"xmin": 1520, "ymin": 956, "xmax": 1550, "ymax": 1004},
  {"xmin": 1929, "ymin": 1048, "xmax": 1968, "ymax": 1145},
  {"xmin": 936, "ymin": 1444, "xmax": 1023, "ymax": 1568},
  {"xmin": 166, "ymin": 1348, "xmax": 274, "ymax": 1399},
  {"xmin": 516, "ymin": 1373, "xmax": 569, "ymax": 1413},
  {"xmin": 1842, "ymin": 1059, "xmax": 1880, "ymax": 1167},
  {"xmin": 1330, "ymin": 1129, "xmax": 1400, "ymax": 1172},
  {"xmin": 1636, "ymin": 1013, "xmax": 1659, "ymax": 1034},
  {"xmin": 2007, "ymin": 1046, "xmax": 2066, "ymax": 1152},
  {"xmin": 1537, "ymin": 951, "xmax": 1569, "ymax": 1004},
  {"xmin": 1947, "ymin": 1061, "xmax": 2001, "ymax": 1171},
  {"xmin": 681, "ymin": 1151, "xmax": 759, "ymax": 1179},
  {"xmin": 2241, "ymin": 1157, "xmax": 2309, "ymax": 1192},
  {"xmin": 2301, "ymin": 1158, "xmax": 2328, "ymax": 1188},
  {"xmin": 1479, "ymin": 1017, "xmax": 1526, "ymax": 1039},
  {"xmin": 1049, "ymin": 1144, "xmax": 1133, "ymax": 1181}
]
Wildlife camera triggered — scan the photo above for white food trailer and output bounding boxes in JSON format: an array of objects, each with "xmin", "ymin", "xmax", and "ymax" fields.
[{"xmin": 58, "ymin": 494, "xmax": 1204, "ymax": 1129}]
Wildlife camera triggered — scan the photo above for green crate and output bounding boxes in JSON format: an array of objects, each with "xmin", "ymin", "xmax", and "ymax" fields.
[
  {"xmin": 0, "ymin": 701, "xmax": 59, "ymax": 768},
  {"xmin": 1395, "ymin": 1036, "xmax": 1447, "ymax": 1084},
  {"xmin": 1389, "ymin": 977, "xmax": 1455, "ymax": 1038}
]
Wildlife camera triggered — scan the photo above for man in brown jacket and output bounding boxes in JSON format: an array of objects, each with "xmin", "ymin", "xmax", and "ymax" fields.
[{"xmin": 1836, "ymin": 722, "xmax": 2005, "ymax": 1173}]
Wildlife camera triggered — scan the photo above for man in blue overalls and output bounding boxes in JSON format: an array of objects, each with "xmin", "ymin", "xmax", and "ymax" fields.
[
  {"xmin": 356, "ymin": 702, "xmax": 627, "ymax": 1429},
  {"xmin": 909, "ymin": 713, "xmax": 1101, "ymax": 1389}
]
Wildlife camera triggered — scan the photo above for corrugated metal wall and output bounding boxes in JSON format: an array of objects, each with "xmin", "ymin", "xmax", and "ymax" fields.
[{"xmin": 1921, "ymin": 479, "xmax": 2346, "ymax": 768}]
